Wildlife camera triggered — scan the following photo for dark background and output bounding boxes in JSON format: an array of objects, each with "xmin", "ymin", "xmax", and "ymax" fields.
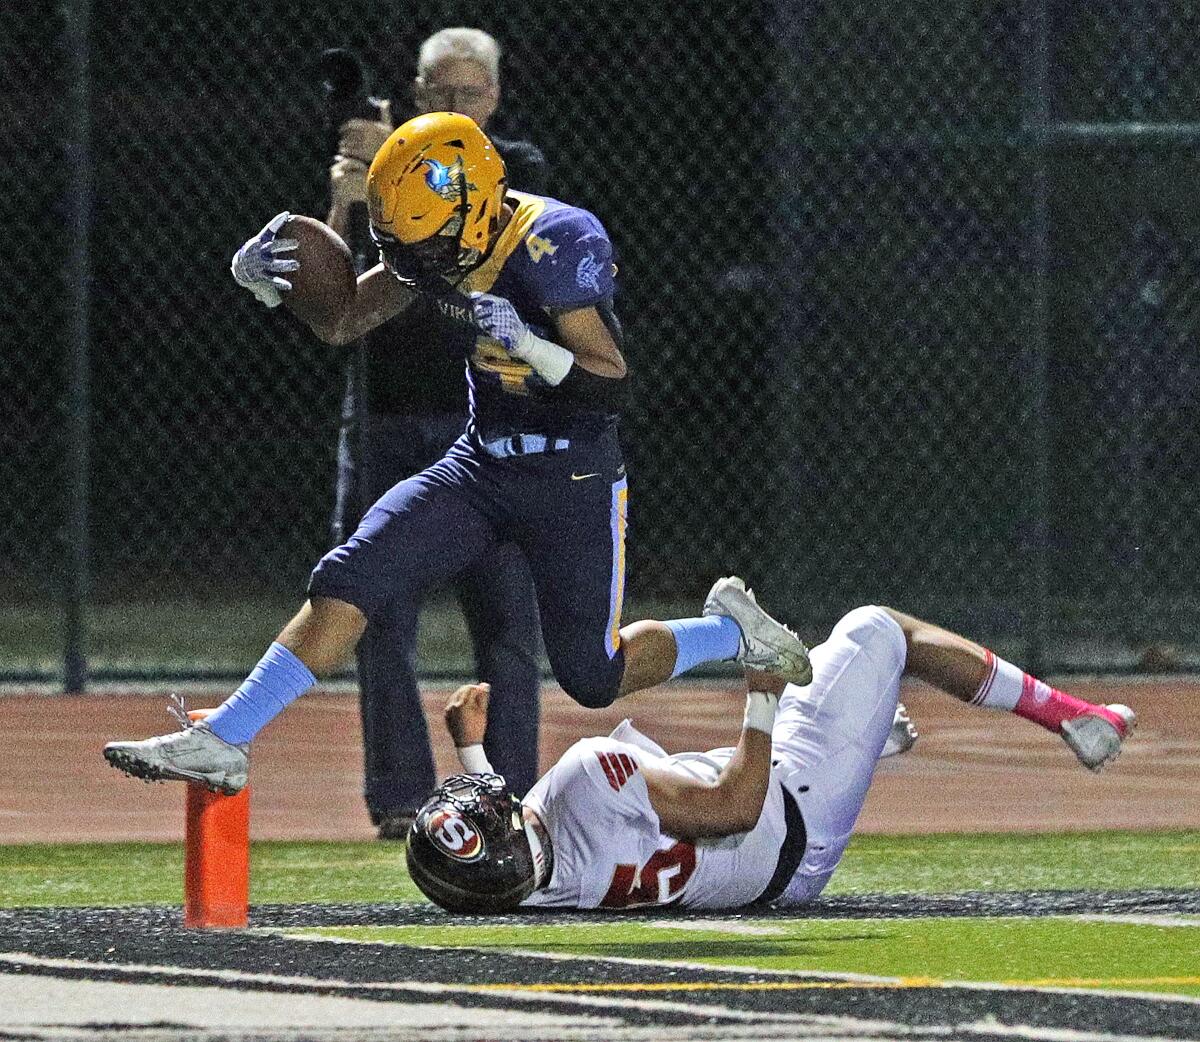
[{"xmin": 4, "ymin": 0, "xmax": 1199, "ymax": 677}]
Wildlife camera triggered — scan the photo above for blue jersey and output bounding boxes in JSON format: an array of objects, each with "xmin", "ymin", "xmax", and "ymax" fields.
[{"xmin": 459, "ymin": 191, "xmax": 618, "ymax": 442}]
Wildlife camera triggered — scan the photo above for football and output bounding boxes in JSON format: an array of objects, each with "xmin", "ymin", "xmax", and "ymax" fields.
[{"xmin": 279, "ymin": 215, "xmax": 356, "ymax": 329}]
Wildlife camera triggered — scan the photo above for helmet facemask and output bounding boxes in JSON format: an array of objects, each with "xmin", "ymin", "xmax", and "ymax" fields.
[
  {"xmin": 368, "ymin": 128, "xmax": 502, "ymax": 292},
  {"xmin": 406, "ymin": 773, "xmax": 545, "ymax": 913}
]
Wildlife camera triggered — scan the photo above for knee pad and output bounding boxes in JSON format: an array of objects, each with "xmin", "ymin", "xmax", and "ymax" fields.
[{"xmin": 833, "ymin": 605, "xmax": 907, "ymax": 676}]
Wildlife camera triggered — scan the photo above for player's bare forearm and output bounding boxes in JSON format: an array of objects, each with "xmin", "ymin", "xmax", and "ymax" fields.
[
  {"xmin": 309, "ymin": 264, "xmax": 417, "ymax": 346},
  {"xmin": 554, "ymin": 305, "xmax": 627, "ymax": 378},
  {"xmin": 641, "ymin": 727, "xmax": 773, "ymax": 839}
]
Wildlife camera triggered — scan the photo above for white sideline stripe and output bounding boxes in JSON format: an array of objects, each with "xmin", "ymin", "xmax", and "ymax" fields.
[
  {"xmin": 646, "ymin": 918, "xmax": 788, "ymax": 936},
  {"xmin": 954, "ymin": 1022, "xmax": 1196, "ymax": 1042},
  {"xmin": 802, "ymin": 1012, "xmax": 1198, "ymax": 1042},
  {"xmin": 1073, "ymin": 913, "xmax": 1200, "ymax": 928},
  {"xmin": 0, "ymin": 953, "xmax": 810, "ymax": 1026},
  {"xmin": 0, "ymin": 972, "xmax": 590, "ymax": 1033},
  {"xmin": 272, "ymin": 928, "xmax": 1200, "ymax": 1008},
  {"xmin": 3, "ymin": 953, "xmax": 1195, "ymax": 1042}
]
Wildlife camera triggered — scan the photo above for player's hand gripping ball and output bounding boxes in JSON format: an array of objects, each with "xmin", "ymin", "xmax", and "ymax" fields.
[
  {"xmin": 231, "ymin": 212, "xmax": 355, "ymax": 327},
  {"xmin": 230, "ymin": 211, "xmax": 298, "ymax": 308}
]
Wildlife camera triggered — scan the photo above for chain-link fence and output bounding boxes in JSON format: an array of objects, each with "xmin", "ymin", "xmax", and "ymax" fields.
[{"xmin": 5, "ymin": 0, "xmax": 1199, "ymax": 683}]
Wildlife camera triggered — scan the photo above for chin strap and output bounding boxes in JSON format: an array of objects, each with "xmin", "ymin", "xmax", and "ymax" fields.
[{"xmin": 524, "ymin": 817, "xmax": 549, "ymax": 888}]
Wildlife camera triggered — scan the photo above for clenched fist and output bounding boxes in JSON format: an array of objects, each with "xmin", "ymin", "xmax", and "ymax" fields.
[{"xmin": 444, "ymin": 683, "xmax": 491, "ymax": 748}]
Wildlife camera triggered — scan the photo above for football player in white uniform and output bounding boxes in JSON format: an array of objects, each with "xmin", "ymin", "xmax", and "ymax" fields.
[{"xmin": 407, "ymin": 604, "xmax": 1136, "ymax": 912}]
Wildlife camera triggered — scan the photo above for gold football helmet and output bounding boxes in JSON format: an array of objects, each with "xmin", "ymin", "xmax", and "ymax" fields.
[{"xmin": 367, "ymin": 112, "xmax": 507, "ymax": 286}]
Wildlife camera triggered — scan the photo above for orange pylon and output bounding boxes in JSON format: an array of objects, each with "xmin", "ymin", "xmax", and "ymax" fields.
[{"xmin": 183, "ymin": 709, "xmax": 249, "ymax": 928}]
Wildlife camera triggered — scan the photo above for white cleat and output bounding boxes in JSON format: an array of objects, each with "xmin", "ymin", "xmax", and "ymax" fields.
[
  {"xmin": 104, "ymin": 722, "xmax": 249, "ymax": 795},
  {"xmin": 1061, "ymin": 704, "xmax": 1136, "ymax": 772},
  {"xmin": 880, "ymin": 702, "xmax": 919, "ymax": 759},
  {"xmin": 703, "ymin": 576, "xmax": 813, "ymax": 685}
]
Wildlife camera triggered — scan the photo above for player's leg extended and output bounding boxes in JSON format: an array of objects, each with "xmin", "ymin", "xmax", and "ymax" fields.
[
  {"xmin": 520, "ymin": 454, "xmax": 629, "ymax": 708},
  {"xmin": 619, "ymin": 577, "xmax": 812, "ymax": 696},
  {"xmin": 103, "ymin": 460, "xmax": 496, "ymax": 792},
  {"xmin": 517, "ymin": 436, "xmax": 808, "ymax": 705},
  {"xmin": 884, "ymin": 608, "xmax": 1135, "ymax": 770},
  {"xmin": 458, "ymin": 541, "xmax": 541, "ymax": 796},
  {"xmin": 769, "ymin": 606, "xmax": 908, "ymax": 906}
]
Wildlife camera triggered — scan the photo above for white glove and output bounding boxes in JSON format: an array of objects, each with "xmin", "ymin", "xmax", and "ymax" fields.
[
  {"xmin": 470, "ymin": 291, "xmax": 575, "ymax": 385},
  {"xmin": 470, "ymin": 292, "xmax": 533, "ymax": 356},
  {"xmin": 230, "ymin": 211, "xmax": 300, "ymax": 308}
]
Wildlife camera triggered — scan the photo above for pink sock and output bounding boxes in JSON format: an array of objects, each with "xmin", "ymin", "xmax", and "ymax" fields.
[{"xmin": 972, "ymin": 650, "xmax": 1128, "ymax": 736}]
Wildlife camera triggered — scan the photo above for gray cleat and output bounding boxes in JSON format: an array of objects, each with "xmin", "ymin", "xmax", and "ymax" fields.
[
  {"xmin": 104, "ymin": 722, "xmax": 249, "ymax": 795},
  {"xmin": 703, "ymin": 576, "xmax": 813, "ymax": 685},
  {"xmin": 880, "ymin": 702, "xmax": 919, "ymax": 759},
  {"xmin": 1061, "ymin": 704, "xmax": 1136, "ymax": 772}
]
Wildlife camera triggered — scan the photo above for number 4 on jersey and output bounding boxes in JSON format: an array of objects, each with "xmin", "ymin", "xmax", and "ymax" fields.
[{"xmin": 525, "ymin": 233, "xmax": 558, "ymax": 263}]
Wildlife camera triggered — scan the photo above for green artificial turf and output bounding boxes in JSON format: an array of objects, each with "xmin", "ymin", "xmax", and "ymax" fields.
[
  {"xmin": 292, "ymin": 916, "xmax": 1200, "ymax": 997},
  {"xmin": 824, "ymin": 830, "xmax": 1200, "ymax": 895},
  {"xmin": 0, "ymin": 830, "xmax": 1194, "ymax": 909},
  {"xmin": 0, "ymin": 841, "xmax": 421, "ymax": 907}
]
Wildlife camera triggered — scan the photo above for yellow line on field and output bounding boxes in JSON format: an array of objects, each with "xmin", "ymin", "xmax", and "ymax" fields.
[
  {"xmin": 470, "ymin": 979, "xmax": 936, "ymax": 993},
  {"xmin": 471, "ymin": 974, "xmax": 1200, "ymax": 994}
]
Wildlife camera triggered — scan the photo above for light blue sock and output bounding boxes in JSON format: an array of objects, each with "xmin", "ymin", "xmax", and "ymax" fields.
[
  {"xmin": 665, "ymin": 616, "xmax": 742, "ymax": 679},
  {"xmin": 204, "ymin": 642, "xmax": 316, "ymax": 745}
]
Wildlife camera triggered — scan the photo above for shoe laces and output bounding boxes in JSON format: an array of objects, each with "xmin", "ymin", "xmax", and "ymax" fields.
[{"xmin": 166, "ymin": 693, "xmax": 194, "ymax": 731}]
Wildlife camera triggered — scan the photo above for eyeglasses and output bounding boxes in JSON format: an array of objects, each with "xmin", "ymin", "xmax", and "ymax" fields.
[{"xmin": 417, "ymin": 80, "xmax": 495, "ymax": 106}]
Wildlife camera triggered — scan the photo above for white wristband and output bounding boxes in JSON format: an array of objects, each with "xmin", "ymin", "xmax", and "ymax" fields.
[
  {"xmin": 743, "ymin": 690, "xmax": 779, "ymax": 735},
  {"xmin": 512, "ymin": 330, "xmax": 575, "ymax": 386},
  {"xmin": 457, "ymin": 744, "xmax": 493, "ymax": 774}
]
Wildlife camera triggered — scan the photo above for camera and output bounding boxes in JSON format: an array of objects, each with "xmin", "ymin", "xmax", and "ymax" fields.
[
  {"xmin": 319, "ymin": 47, "xmax": 388, "ymax": 160},
  {"xmin": 320, "ymin": 48, "xmax": 388, "ymax": 261}
]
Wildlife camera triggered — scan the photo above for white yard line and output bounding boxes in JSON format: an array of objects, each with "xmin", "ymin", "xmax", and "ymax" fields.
[
  {"xmin": 3, "ymin": 952, "xmax": 1198, "ymax": 1042},
  {"xmin": 0, "ymin": 971, "xmax": 590, "ymax": 1033},
  {"xmin": 0, "ymin": 953, "xmax": 811, "ymax": 1026}
]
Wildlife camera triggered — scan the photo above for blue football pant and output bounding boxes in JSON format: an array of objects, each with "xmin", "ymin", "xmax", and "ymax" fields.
[{"xmin": 315, "ymin": 427, "xmax": 629, "ymax": 718}]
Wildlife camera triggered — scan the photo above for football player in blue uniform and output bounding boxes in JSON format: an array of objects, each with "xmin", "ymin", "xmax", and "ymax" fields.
[{"xmin": 103, "ymin": 113, "xmax": 811, "ymax": 795}]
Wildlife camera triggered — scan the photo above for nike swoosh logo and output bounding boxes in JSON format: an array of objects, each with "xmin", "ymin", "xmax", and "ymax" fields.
[{"xmin": 571, "ymin": 472, "xmax": 600, "ymax": 481}]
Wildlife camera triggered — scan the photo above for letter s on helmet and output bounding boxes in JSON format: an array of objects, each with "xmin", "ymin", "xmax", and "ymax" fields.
[
  {"xmin": 366, "ymin": 112, "xmax": 507, "ymax": 287},
  {"xmin": 406, "ymin": 774, "xmax": 542, "ymax": 913}
]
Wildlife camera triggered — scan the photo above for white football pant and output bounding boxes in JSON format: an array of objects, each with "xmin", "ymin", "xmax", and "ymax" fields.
[{"xmin": 771, "ymin": 605, "xmax": 907, "ymax": 906}]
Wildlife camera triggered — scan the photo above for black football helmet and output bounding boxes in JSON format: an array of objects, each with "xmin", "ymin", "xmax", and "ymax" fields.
[{"xmin": 406, "ymin": 774, "xmax": 545, "ymax": 913}]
